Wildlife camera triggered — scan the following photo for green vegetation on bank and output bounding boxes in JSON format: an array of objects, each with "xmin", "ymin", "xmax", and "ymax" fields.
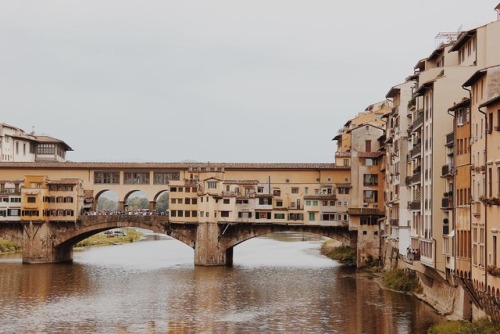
[
  {"xmin": 382, "ymin": 268, "xmax": 420, "ymax": 292},
  {"xmin": 428, "ymin": 318, "xmax": 498, "ymax": 334},
  {"xmin": 75, "ymin": 228, "xmax": 142, "ymax": 247},
  {"xmin": 321, "ymin": 240, "xmax": 355, "ymax": 264},
  {"xmin": 0, "ymin": 239, "xmax": 21, "ymax": 253}
]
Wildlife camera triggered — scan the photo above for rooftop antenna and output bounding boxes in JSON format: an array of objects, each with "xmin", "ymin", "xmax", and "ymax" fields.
[{"xmin": 435, "ymin": 32, "xmax": 460, "ymax": 47}]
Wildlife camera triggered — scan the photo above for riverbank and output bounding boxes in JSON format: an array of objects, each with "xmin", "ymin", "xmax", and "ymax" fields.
[
  {"xmin": 320, "ymin": 240, "xmax": 499, "ymax": 332},
  {"xmin": 0, "ymin": 228, "xmax": 144, "ymax": 255},
  {"xmin": 320, "ymin": 239, "xmax": 356, "ymax": 265},
  {"xmin": 0, "ymin": 239, "xmax": 21, "ymax": 254},
  {"xmin": 75, "ymin": 228, "xmax": 142, "ymax": 248}
]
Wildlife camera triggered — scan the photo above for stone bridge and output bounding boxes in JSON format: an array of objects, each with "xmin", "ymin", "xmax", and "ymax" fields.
[{"xmin": 1, "ymin": 215, "xmax": 355, "ymax": 266}]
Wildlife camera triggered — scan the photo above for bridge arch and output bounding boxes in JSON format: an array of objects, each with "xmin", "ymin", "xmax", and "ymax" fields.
[
  {"xmin": 153, "ymin": 190, "xmax": 169, "ymax": 202},
  {"xmin": 153, "ymin": 190, "xmax": 169, "ymax": 213},
  {"xmin": 47, "ymin": 215, "xmax": 170, "ymax": 263},
  {"xmin": 123, "ymin": 189, "xmax": 146, "ymax": 204},
  {"xmin": 222, "ymin": 224, "xmax": 356, "ymax": 249},
  {"xmin": 94, "ymin": 189, "xmax": 119, "ymax": 211}
]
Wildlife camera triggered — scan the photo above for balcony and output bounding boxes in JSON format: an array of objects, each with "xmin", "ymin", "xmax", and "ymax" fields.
[
  {"xmin": 390, "ymin": 219, "xmax": 399, "ymax": 226},
  {"xmin": 446, "ymin": 132, "xmax": 454, "ymax": 147},
  {"xmin": 441, "ymin": 164, "xmax": 453, "ymax": 177},
  {"xmin": 408, "ymin": 201, "xmax": 420, "ymax": 210},
  {"xmin": 441, "ymin": 197, "xmax": 453, "ymax": 209},
  {"xmin": 411, "ymin": 144, "xmax": 421, "ymax": 158},
  {"xmin": 405, "ymin": 176, "xmax": 412, "ymax": 186},
  {"xmin": 411, "ymin": 114, "xmax": 424, "ymax": 132},
  {"xmin": 419, "ymin": 239, "xmax": 434, "ymax": 268},
  {"xmin": 443, "ymin": 224, "xmax": 450, "ymax": 235},
  {"xmin": 411, "ymin": 172, "xmax": 421, "ymax": 184},
  {"xmin": 472, "ymin": 201, "xmax": 481, "ymax": 217}
]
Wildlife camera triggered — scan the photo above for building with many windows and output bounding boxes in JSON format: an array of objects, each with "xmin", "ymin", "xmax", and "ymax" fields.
[
  {"xmin": 383, "ymin": 79, "xmax": 416, "ymax": 265},
  {"xmin": 20, "ymin": 176, "xmax": 85, "ymax": 223},
  {"xmin": 167, "ymin": 165, "xmax": 351, "ymax": 227},
  {"xmin": 0, "ymin": 123, "xmax": 73, "ymax": 162}
]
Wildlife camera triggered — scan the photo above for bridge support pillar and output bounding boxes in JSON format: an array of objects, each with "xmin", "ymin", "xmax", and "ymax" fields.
[
  {"xmin": 118, "ymin": 201, "xmax": 126, "ymax": 212},
  {"xmin": 194, "ymin": 222, "xmax": 232, "ymax": 266},
  {"xmin": 22, "ymin": 221, "xmax": 73, "ymax": 264},
  {"xmin": 149, "ymin": 201, "xmax": 156, "ymax": 211}
]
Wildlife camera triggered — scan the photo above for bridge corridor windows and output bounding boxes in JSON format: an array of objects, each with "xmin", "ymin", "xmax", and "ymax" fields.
[
  {"xmin": 153, "ymin": 172, "xmax": 180, "ymax": 184},
  {"xmin": 124, "ymin": 172, "xmax": 150, "ymax": 185},
  {"xmin": 94, "ymin": 172, "xmax": 120, "ymax": 184}
]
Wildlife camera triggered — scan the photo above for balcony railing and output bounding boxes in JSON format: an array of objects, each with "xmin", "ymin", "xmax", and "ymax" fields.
[
  {"xmin": 443, "ymin": 224, "xmax": 450, "ymax": 235},
  {"xmin": 405, "ymin": 176, "xmax": 412, "ymax": 186},
  {"xmin": 441, "ymin": 164, "xmax": 453, "ymax": 177},
  {"xmin": 408, "ymin": 201, "xmax": 421, "ymax": 210},
  {"xmin": 411, "ymin": 144, "xmax": 422, "ymax": 158},
  {"xmin": 390, "ymin": 219, "xmax": 399, "ymax": 226},
  {"xmin": 441, "ymin": 197, "xmax": 453, "ymax": 209},
  {"xmin": 411, "ymin": 172, "xmax": 421, "ymax": 184},
  {"xmin": 446, "ymin": 132, "xmax": 454, "ymax": 146},
  {"xmin": 412, "ymin": 114, "xmax": 424, "ymax": 132}
]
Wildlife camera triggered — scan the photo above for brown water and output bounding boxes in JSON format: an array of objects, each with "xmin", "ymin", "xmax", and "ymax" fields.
[{"xmin": 0, "ymin": 232, "xmax": 442, "ymax": 333}]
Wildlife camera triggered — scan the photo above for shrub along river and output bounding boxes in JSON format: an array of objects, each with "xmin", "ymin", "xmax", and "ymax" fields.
[{"xmin": 0, "ymin": 232, "xmax": 442, "ymax": 333}]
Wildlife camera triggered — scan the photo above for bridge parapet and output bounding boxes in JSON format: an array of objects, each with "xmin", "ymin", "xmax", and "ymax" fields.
[{"xmin": 78, "ymin": 214, "xmax": 169, "ymax": 234}]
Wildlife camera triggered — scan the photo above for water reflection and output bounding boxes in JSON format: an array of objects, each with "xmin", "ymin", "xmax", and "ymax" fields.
[{"xmin": 0, "ymin": 232, "xmax": 441, "ymax": 333}]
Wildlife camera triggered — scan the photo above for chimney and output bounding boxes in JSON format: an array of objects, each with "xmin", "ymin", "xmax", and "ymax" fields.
[{"xmin": 496, "ymin": 3, "xmax": 500, "ymax": 21}]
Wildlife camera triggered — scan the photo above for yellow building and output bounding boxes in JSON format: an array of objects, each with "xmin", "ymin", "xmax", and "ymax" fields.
[
  {"xmin": 447, "ymin": 99, "xmax": 472, "ymax": 281},
  {"xmin": 20, "ymin": 175, "xmax": 84, "ymax": 223}
]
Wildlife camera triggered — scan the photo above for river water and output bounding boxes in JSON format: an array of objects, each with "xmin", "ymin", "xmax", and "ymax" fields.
[{"xmin": 0, "ymin": 232, "xmax": 442, "ymax": 333}]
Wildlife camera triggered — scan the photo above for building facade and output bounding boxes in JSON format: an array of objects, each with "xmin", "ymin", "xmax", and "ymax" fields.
[{"xmin": 0, "ymin": 123, "xmax": 73, "ymax": 162}]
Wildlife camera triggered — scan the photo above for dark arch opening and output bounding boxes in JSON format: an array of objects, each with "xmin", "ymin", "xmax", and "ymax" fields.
[
  {"xmin": 95, "ymin": 190, "xmax": 119, "ymax": 212},
  {"xmin": 154, "ymin": 190, "xmax": 169, "ymax": 213}
]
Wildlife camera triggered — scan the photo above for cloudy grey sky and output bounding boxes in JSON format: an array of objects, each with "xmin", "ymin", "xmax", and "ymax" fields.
[{"xmin": 1, "ymin": 1, "xmax": 498, "ymax": 163}]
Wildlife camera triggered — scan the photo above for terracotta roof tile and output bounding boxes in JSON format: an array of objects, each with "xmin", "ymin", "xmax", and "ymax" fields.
[{"xmin": 0, "ymin": 162, "xmax": 347, "ymax": 170}]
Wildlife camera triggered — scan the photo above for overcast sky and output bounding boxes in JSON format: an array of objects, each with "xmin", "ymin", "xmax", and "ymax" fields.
[{"xmin": 1, "ymin": 1, "xmax": 498, "ymax": 163}]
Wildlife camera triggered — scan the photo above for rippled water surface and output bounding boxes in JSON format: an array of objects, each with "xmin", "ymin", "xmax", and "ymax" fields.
[{"xmin": 0, "ymin": 232, "xmax": 442, "ymax": 333}]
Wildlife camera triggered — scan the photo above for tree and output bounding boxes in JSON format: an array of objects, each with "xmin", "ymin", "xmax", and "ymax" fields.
[
  {"xmin": 127, "ymin": 197, "xmax": 149, "ymax": 211},
  {"xmin": 156, "ymin": 192, "xmax": 169, "ymax": 213},
  {"xmin": 97, "ymin": 197, "xmax": 118, "ymax": 211}
]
